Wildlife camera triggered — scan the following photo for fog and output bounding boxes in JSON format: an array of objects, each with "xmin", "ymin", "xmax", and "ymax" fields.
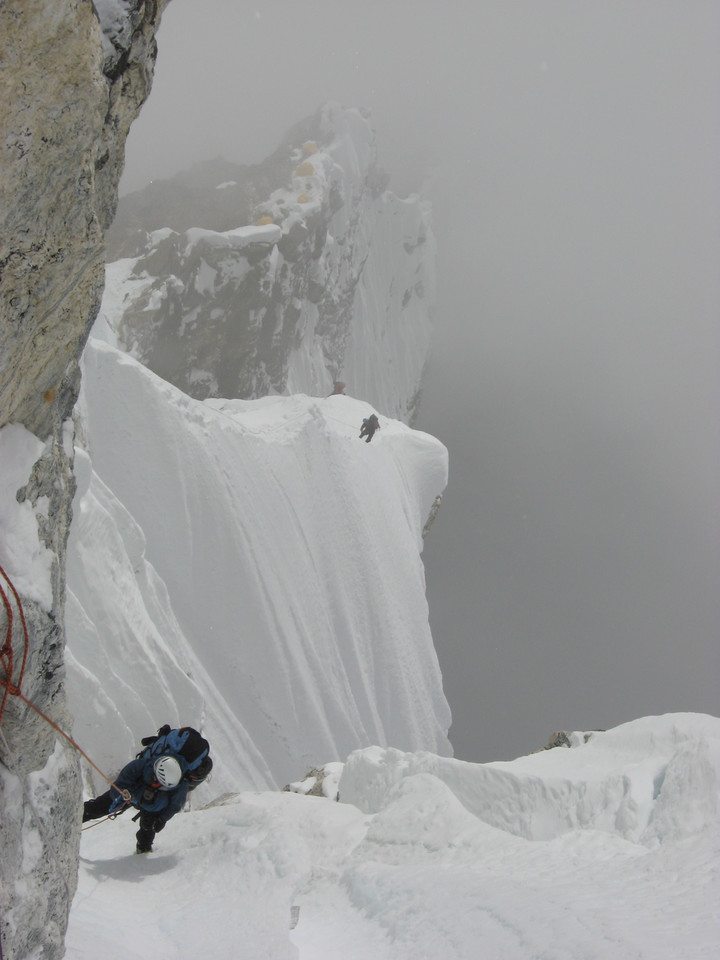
[{"xmin": 120, "ymin": 0, "xmax": 720, "ymax": 761}]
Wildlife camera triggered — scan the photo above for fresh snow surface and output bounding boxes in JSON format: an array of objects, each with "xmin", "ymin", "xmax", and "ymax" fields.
[{"xmin": 66, "ymin": 713, "xmax": 720, "ymax": 959}]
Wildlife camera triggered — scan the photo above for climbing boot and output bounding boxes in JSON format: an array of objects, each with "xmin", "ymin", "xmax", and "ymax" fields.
[{"xmin": 135, "ymin": 828, "xmax": 154, "ymax": 854}]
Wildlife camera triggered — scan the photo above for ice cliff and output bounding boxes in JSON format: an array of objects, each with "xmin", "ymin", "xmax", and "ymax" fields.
[{"xmin": 67, "ymin": 342, "xmax": 452, "ymax": 796}]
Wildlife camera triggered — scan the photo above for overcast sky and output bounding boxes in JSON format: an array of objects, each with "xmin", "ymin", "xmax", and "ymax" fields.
[{"xmin": 121, "ymin": 0, "xmax": 720, "ymax": 762}]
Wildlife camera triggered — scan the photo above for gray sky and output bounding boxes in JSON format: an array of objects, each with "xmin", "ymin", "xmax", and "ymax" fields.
[{"xmin": 121, "ymin": 0, "xmax": 720, "ymax": 761}]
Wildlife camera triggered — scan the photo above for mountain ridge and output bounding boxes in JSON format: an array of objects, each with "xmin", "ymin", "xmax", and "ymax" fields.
[{"xmin": 97, "ymin": 103, "xmax": 434, "ymax": 422}]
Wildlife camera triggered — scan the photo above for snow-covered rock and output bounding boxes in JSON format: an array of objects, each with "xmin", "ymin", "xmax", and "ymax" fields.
[
  {"xmin": 283, "ymin": 762, "xmax": 344, "ymax": 801},
  {"xmin": 99, "ymin": 103, "xmax": 435, "ymax": 423}
]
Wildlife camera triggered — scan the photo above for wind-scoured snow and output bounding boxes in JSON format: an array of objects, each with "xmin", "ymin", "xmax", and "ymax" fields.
[
  {"xmin": 67, "ymin": 336, "xmax": 451, "ymax": 797},
  {"xmin": 341, "ymin": 713, "xmax": 720, "ymax": 845},
  {"xmin": 66, "ymin": 714, "xmax": 720, "ymax": 959}
]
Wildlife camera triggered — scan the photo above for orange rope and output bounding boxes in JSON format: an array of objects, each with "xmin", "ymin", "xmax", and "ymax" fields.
[{"xmin": 80, "ymin": 807, "xmax": 128, "ymax": 832}]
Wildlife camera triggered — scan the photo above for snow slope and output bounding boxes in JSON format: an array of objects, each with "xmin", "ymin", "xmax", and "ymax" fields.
[
  {"xmin": 66, "ymin": 337, "xmax": 451, "ymax": 796},
  {"xmin": 66, "ymin": 713, "xmax": 720, "ymax": 959}
]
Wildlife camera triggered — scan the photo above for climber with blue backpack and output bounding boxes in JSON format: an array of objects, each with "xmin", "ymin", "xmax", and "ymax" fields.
[{"xmin": 82, "ymin": 724, "xmax": 213, "ymax": 853}]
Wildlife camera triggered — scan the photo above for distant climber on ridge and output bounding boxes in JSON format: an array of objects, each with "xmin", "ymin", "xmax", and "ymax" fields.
[
  {"xmin": 82, "ymin": 725, "xmax": 213, "ymax": 854},
  {"xmin": 359, "ymin": 413, "xmax": 380, "ymax": 443}
]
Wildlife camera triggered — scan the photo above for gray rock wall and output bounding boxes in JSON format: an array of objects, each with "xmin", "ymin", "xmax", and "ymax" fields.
[{"xmin": 0, "ymin": 2, "xmax": 166, "ymax": 957}]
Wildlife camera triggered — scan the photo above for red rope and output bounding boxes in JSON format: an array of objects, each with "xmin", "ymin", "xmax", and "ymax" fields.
[
  {"xmin": 0, "ymin": 565, "xmax": 129, "ymax": 960},
  {"xmin": 1, "ymin": 561, "xmax": 29, "ymax": 724},
  {"xmin": 0, "ymin": 563, "xmax": 129, "ymax": 801},
  {"xmin": 0, "ymin": 573, "xmax": 13, "ymax": 722}
]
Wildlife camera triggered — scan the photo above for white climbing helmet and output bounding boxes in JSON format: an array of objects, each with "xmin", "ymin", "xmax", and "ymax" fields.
[{"xmin": 153, "ymin": 755, "xmax": 182, "ymax": 789}]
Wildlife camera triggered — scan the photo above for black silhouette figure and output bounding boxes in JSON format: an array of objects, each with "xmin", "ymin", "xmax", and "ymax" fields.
[{"xmin": 359, "ymin": 414, "xmax": 380, "ymax": 443}]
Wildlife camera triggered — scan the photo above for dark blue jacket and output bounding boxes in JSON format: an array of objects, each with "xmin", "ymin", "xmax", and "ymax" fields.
[{"xmin": 109, "ymin": 756, "xmax": 189, "ymax": 824}]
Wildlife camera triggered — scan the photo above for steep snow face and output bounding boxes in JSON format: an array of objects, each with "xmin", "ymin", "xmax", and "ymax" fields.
[
  {"xmin": 66, "ymin": 337, "xmax": 451, "ymax": 794},
  {"xmin": 98, "ymin": 104, "xmax": 435, "ymax": 423}
]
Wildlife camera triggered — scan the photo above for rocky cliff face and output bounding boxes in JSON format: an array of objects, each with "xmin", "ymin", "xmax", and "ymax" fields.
[
  {"xmin": 100, "ymin": 103, "xmax": 436, "ymax": 424},
  {"xmin": 0, "ymin": 2, "xmax": 166, "ymax": 957}
]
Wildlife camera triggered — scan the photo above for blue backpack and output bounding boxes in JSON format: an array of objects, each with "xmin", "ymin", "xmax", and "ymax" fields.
[{"xmin": 138, "ymin": 725, "xmax": 212, "ymax": 786}]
